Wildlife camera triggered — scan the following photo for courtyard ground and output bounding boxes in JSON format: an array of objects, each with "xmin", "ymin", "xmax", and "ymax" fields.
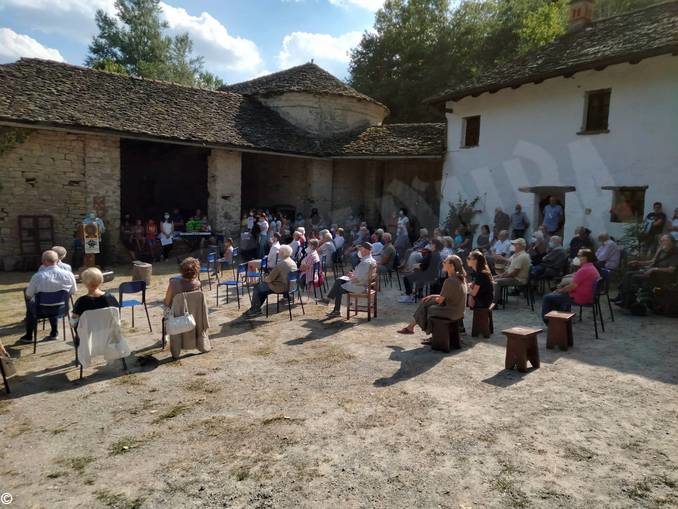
[{"xmin": 0, "ymin": 261, "xmax": 676, "ymax": 508}]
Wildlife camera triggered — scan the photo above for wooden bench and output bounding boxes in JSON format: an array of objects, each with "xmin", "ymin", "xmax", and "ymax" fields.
[
  {"xmin": 545, "ymin": 311, "xmax": 575, "ymax": 351},
  {"xmin": 502, "ymin": 326, "xmax": 542, "ymax": 372},
  {"xmin": 472, "ymin": 303, "xmax": 495, "ymax": 338},
  {"xmin": 430, "ymin": 317, "xmax": 461, "ymax": 353}
]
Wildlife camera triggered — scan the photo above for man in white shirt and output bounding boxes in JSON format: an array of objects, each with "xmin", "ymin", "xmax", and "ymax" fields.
[
  {"xmin": 322, "ymin": 242, "xmax": 376, "ymax": 317},
  {"xmin": 19, "ymin": 250, "xmax": 77, "ymax": 343},
  {"xmin": 491, "ymin": 230, "xmax": 512, "ymax": 258},
  {"xmin": 267, "ymin": 232, "xmax": 282, "ymax": 268}
]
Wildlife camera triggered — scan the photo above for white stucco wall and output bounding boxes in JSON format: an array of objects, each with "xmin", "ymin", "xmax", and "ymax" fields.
[
  {"xmin": 260, "ymin": 93, "xmax": 388, "ymax": 137},
  {"xmin": 441, "ymin": 54, "xmax": 678, "ymax": 242}
]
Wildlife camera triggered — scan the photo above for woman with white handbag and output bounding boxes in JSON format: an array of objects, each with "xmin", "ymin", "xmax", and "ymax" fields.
[{"xmin": 163, "ymin": 257, "xmax": 210, "ymax": 359}]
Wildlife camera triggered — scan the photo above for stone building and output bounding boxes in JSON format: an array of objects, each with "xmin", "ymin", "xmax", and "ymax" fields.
[{"xmin": 0, "ymin": 60, "xmax": 445, "ymax": 265}]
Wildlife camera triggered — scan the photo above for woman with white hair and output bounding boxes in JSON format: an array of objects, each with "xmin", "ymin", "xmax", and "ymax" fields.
[
  {"xmin": 318, "ymin": 229, "xmax": 336, "ymax": 260},
  {"xmin": 72, "ymin": 268, "xmax": 119, "ymax": 324}
]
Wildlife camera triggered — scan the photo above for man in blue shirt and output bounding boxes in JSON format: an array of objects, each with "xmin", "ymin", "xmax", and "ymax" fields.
[{"xmin": 542, "ymin": 196, "xmax": 564, "ymax": 236}]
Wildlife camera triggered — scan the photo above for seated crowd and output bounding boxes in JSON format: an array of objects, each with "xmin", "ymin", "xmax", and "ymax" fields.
[{"xmin": 13, "ymin": 201, "xmax": 678, "ymax": 376}]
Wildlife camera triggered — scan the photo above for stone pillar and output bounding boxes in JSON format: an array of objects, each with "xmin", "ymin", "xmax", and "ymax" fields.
[
  {"xmin": 84, "ymin": 135, "xmax": 121, "ymax": 262},
  {"xmin": 207, "ymin": 149, "xmax": 242, "ymax": 236},
  {"xmin": 363, "ymin": 160, "xmax": 382, "ymax": 226},
  {"xmin": 307, "ymin": 159, "xmax": 334, "ymax": 223}
]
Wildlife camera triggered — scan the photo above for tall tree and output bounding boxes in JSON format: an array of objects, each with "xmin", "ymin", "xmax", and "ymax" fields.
[
  {"xmin": 349, "ymin": 0, "xmax": 658, "ymax": 123},
  {"xmin": 86, "ymin": 0, "xmax": 223, "ymax": 89}
]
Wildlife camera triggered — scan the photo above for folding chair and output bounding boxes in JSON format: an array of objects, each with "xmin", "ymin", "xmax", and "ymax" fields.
[
  {"xmin": 332, "ymin": 249, "xmax": 345, "ymax": 277},
  {"xmin": 598, "ymin": 268, "xmax": 615, "ymax": 322},
  {"xmin": 265, "ymin": 270, "xmax": 305, "ymax": 320},
  {"xmin": 73, "ymin": 307, "xmax": 129, "ymax": 380},
  {"xmin": 346, "ymin": 265, "xmax": 378, "ymax": 321},
  {"xmin": 578, "ymin": 278, "xmax": 605, "ymax": 339},
  {"xmin": 118, "ymin": 280, "xmax": 152, "ymax": 332},
  {"xmin": 33, "ymin": 290, "xmax": 73, "ymax": 354},
  {"xmin": 500, "ymin": 273, "xmax": 535, "ymax": 311},
  {"xmin": 320, "ymin": 255, "xmax": 330, "ymax": 292},
  {"xmin": 216, "ymin": 263, "xmax": 247, "ymax": 309},
  {"xmin": 308, "ymin": 261, "xmax": 325, "ymax": 302},
  {"xmin": 199, "ymin": 251, "xmax": 217, "ymax": 290}
]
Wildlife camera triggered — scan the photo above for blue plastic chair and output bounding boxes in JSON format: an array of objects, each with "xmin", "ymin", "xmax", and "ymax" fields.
[
  {"xmin": 199, "ymin": 251, "xmax": 217, "ymax": 290},
  {"xmin": 216, "ymin": 262, "xmax": 246, "ymax": 309},
  {"xmin": 247, "ymin": 256, "xmax": 265, "ymax": 282},
  {"xmin": 33, "ymin": 290, "xmax": 72, "ymax": 353},
  {"xmin": 264, "ymin": 270, "xmax": 305, "ymax": 320},
  {"xmin": 118, "ymin": 280, "xmax": 152, "ymax": 331}
]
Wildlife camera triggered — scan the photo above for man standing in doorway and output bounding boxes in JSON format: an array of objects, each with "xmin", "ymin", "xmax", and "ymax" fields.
[
  {"xmin": 510, "ymin": 204, "xmax": 530, "ymax": 240},
  {"xmin": 542, "ymin": 196, "xmax": 564, "ymax": 236}
]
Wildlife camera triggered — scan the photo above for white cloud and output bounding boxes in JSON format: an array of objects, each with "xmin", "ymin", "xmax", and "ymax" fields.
[
  {"xmin": 328, "ymin": 0, "xmax": 383, "ymax": 11},
  {"xmin": 159, "ymin": 2, "xmax": 263, "ymax": 74},
  {"xmin": 278, "ymin": 31, "xmax": 362, "ymax": 75},
  {"xmin": 0, "ymin": 0, "xmax": 115, "ymax": 43},
  {"xmin": 0, "ymin": 27, "xmax": 65, "ymax": 63}
]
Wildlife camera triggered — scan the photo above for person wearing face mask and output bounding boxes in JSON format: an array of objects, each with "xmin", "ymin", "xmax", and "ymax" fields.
[
  {"xmin": 159, "ymin": 212, "xmax": 174, "ymax": 261},
  {"xmin": 510, "ymin": 204, "xmax": 530, "ymax": 240},
  {"xmin": 530, "ymin": 236, "xmax": 568, "ymax": 280}
]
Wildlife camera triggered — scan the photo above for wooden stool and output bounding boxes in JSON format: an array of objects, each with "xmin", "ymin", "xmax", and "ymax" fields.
[
  {"xmin": 502, "ymin": 326, "xmax": 542, "ymax": 372},
  {"xmin": 545, "ymin": 311, "xmax": 575, "ymax": 351},
  {"xmin": 430, "ymin": 317, "xmax": 461, "ymax": 353},
  {"xmin": 472, "ymin": 303, "xmax": 495, "ymax": 338}
]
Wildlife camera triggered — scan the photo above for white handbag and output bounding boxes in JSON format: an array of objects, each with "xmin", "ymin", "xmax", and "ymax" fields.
[{"xmin": 165, "ymin": 293, "xmax": 196, "ymax": 335}]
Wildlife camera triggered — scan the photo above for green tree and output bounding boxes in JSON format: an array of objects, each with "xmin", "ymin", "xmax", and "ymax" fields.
[
  {"xmin": 86, "ymin": 0, "xmax": 224, "ymax": 89},
  {"xmin": 349, "ymin": 0, "xmax": 658, "ymax": 122}
]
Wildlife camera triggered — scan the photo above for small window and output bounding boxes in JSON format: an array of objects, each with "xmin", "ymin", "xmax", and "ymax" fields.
[
  {"xmin": 609, "ymin": 187, "xmax": 645, "ymax": 223},
  {"xmin": 583, "ymin": 89, "xmax": 611, "ymax": 132},
  {"xmin": 462, "ymin": 115, "xmax": 480, "ymax": 147}
]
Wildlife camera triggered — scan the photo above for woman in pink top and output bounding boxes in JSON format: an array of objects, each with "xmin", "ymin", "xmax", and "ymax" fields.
[{"xmin": 541, "ymin": 249, "xmax": 600, "ymax": 323}]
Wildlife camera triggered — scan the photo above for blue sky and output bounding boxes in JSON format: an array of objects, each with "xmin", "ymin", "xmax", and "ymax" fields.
[{"xmin": 0, "ymin": 0, "xmax": 382, "ymax": 83}]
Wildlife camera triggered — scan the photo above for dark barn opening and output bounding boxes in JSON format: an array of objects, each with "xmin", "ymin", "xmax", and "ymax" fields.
[{"xmin": 121, "ymin": 139, "xmax": 209, "ymax": 220}]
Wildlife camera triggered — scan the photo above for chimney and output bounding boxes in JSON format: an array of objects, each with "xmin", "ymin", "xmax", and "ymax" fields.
[{"xmin": 568, "ymin": 0, "xmax": 595, "ymax": 32}]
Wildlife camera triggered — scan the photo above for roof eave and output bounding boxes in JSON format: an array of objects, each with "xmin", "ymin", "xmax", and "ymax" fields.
[{"xmin": 425, "ymin": 45, "xmax": 678, "ymax": 105}]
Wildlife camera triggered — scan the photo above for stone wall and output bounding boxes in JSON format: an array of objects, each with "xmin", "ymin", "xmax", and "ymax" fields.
[
  {"xmin": 0, "ymin": 128, "xmax": 120, "ymax": 267},
  {"xmin": 207, "ymin": 149, "xmax": 242, "ymax": 237}
]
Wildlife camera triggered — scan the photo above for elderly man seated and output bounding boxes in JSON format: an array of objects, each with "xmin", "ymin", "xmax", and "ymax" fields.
[
  {"xmin": 247, "ymin": 232, "xmax": 282, "ymax": 274},
  {"xmin": 486, "ymin": 229, "xmax": 511, "ymax": 274},
  {"xmin": 321, "ymin": 242, "xmax": 376, "ymax": 317},
  {"xmin": 493, "ymin": 238, "xmax": 531, "ymax": 304},
  {"xmin": 613, "ymin": 234, "xmax": 678, "ymax": 308},
  {"xmin": 244, "ymin": 245, "xmax": 297, "ymax": 318},
  {"xmin": 38, "ymin": 245, "xmax": 72, "ymax": 273},
  {"xmin": 530, "ymin": 236, "xmax": 568, "ymax": 280},
  {"xmin": 541, "ymin": 248, "xmax": 600, "ymax": 323},
  {"xmin": 595, "ymin": 232, "xmax": 621, "ymax": 271},
  {"xmin": 18, "ymin": 250, "xmax": 78, "ymax": 343}
]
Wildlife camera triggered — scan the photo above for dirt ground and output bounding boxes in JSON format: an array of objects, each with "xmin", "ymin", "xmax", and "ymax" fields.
[{"xmin": 0, "ymin": 260, "xmax": 676, "ymax": 509}]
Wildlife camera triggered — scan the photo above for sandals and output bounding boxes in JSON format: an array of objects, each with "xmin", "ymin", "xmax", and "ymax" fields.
[{"xmin": 397, "ymin": 327, "xmax": 414, "ymax": 334}]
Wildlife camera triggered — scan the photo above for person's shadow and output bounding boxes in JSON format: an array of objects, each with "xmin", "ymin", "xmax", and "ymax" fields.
[{"xmin": 374, "ymin": 344, "xmax": 455, "ymax": 387}]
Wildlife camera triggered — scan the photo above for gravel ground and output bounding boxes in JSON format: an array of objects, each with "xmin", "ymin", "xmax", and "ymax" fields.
[{"xmin": 0, "ymin": 260, "xmax": 676, "ymax": 509}]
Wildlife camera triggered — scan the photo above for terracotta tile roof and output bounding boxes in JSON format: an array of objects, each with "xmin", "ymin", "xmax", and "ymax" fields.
[
  {"xmin": 426, "ymin": 1, "xmax": 678, "ymax": 104},
  {"xmin": 325, "ymin": 123, "xmax": 446, "ymax": 158},
  {"xmin": 222, "ymin": 62, "xmax": 387, "ymax": 109},
  {"xmin": 0, "ymin": 59, "xmax": 442, "ymax": 158}
]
